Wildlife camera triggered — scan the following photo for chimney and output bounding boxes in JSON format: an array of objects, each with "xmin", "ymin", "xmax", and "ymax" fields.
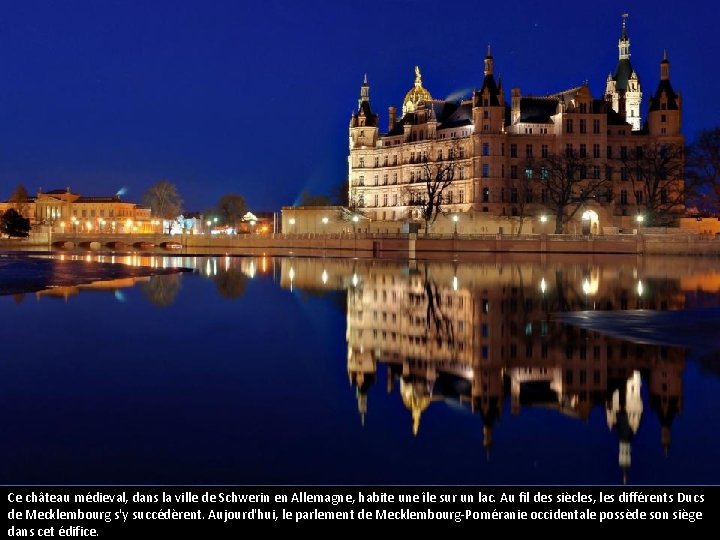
[{"xmin": 388, "ymin": 106, "xmax": 397, "ymax": 131}]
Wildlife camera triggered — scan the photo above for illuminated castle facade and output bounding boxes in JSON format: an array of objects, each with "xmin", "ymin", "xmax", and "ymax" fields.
[{"xmin": 348, "ymin": 16, "xmax": 683, "ymax": 233}]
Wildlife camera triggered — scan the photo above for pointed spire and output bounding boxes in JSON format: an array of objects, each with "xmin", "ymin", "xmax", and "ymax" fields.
[
  {"xmin": 414, "ymin": 65, "xmax": 422, "ymax": 87},
  {"xmin": 358, "ymin": 74, "xmax": 370, "ymax": 110},
  {"xmin": 484, "ymin": 43, "xmax": 494, "ymax": 76},
  {"xmin": 618, "ymin": 13, "xmax": 631, "ymax": 60},
  {"xmin": 621, "ymin": 12, "xmax": 629, "ymax": 39},
  {"xmin": 660, "ymin": 50, "xmax": 670, "ymax": 80}
]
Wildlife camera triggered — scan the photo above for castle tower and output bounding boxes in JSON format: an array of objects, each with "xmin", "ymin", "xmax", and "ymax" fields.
[
  {"xmin": 348, "ymin": 75, "xmax": 380, "ymax": 207},
  {"xmin": 605, "ymin": 14, "xmax": 642, "ymax": 131},
  {"xmin": 647, "ymin": 51, "xmax": 682, "ymax": 137},
  {"xmin": 473, "ymin": 45, "xmax": 505, "ymax": 133}
]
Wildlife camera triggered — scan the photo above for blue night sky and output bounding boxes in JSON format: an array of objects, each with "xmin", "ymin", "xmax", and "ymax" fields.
[{"xmin": 0, "ymin": 0, "xmax": 717, "ymax": 213}]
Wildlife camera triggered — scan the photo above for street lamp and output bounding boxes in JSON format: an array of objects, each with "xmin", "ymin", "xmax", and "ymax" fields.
[
  {"xmin": 539, "ymin": 215, "xmax": 548, "ymax": 223},
  {"xmin": 206, "ymin": 220, "xmax": 212, "ymax": 234},
  {"xmin": 636, "ymin": 214, "xmax": 644, "ymax": 224},
  {"xmin": 250, "ymin": 219, "xmax": 256, "ymax": 234},
  {"xmin": 288, "ymin": 217, "xmax": 296, "ymax": 235},
  {"xmin": 452, "ymin": 214, "xmax": 459, "ymax": 235},
  {"xmin": 352, "ymin": 214, "xmax": 359, "ymax": 234}
]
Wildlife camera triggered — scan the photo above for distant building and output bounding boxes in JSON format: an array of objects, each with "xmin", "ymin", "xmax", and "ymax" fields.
[
  {"xmin": 0, "ymin": 188, "xmax": 157, "ymax": 233},
  {"xmin": 347, "ymin": 16, "xmax": 683, "ymax": 233}
]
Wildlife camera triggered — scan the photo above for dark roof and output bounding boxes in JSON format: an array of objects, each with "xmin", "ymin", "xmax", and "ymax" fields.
[
  {"xmin": 591, "ymin": 98, "xmax": 606, "ymax": 113},
  {"xmin": 355, "ymin": 100, "xmax": 378, "ymax": 127},
  {"xmin": 44, "ymin": 189, "xmax": 73, "ymax": 195},
  {"xmin": 477, "ymin": 73, "xmax": 501, "ymax": 106},
  {"xmin": 439, "ymin": 101, "xmax": 472, "ymax": 128},
  {"xmin": 606, "ymin": 106, "xmax": 631, "ymax": 126},
  {"xmin": 612, "ymin": 58, "xmax": 635, "ymax": 91},
  {"xmin": 383, "ymin": 100, "xmax": 472, "ymax": 136},
  {"xmin": 519, "ymin": 97, "xmax": 557, "ymax": 123},
  {"xmin": 648, "ymin": 79, "xmax": 679, "ymax": 112}
]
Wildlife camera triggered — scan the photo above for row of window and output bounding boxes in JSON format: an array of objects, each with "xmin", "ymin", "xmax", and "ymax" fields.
[
  {"xmin": 565, "ymin": 118, "xmax": 602, "ymax": 134},
  {"xmin": 355, "ymin": 167, "xmax": 470, "ymax": 186},
  {"xmin": 357, "ymin": 146, "xmax": 469, "ymax": 168},
  {"xmin": 355, "ymin": 186, "xmax": 667, "ymax": 206},
  {"xmin": 357, "ymin": 142, "xmax": 675, "ymax": 170}
]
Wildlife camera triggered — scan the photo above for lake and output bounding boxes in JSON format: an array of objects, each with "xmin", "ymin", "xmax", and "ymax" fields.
[{"xmin": 2, "ymin": 252, "xmax": 719, "ymax": 486}]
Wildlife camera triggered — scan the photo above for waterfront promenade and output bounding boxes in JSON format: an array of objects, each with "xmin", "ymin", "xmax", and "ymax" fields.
[{"xmin": 2, "ymin": 230, "xmax": 720, "ymax": 257}]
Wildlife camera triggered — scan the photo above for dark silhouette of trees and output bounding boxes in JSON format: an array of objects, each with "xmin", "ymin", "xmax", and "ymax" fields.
[
  {"xmin": 620, "ymin": 142, "xmax": 685, "ymax": 225},
  {"xmin": 216, "ymin": 194, "xmax": 247, "ymax": 229},
  {"xmin": 0, "ymin": 208, "xmax": 31, "ymax": 237},
  {"xmin": 140, "ymin": 274, "xmax": 181, "ymax": 307},
  {"xmin": 405, "ymin": 143, "xmax": 458, "ymax": 235},
  {"xmin": 686, "ymin": 127, "xmax": 720, "ymax": 215},
  {"xmin": 298, "ymin": 191, "xmax": 333, "ymax": 206},
  {"xmin": 528, "ymin": 150, "xmax": 608, "ymax": 234},
  {"xmin": 213, "ymin": 268, "xmax": 248, "ymax": 299},
  {"xmin": 9, "ymin": 184, "xmax": 31, "ymax": 218},
  {"xmin": 507, "ymin": 167, "xmax": 535, "ymax": 236}
]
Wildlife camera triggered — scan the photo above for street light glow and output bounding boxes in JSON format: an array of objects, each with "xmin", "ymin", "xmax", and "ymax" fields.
[
  {"xmin": 322, "ymin": 217, "xmax": 329, "ymax": 225},
  {"xmin": 539, "ymin": 215, "xmax": 548, "ymax": 223}
]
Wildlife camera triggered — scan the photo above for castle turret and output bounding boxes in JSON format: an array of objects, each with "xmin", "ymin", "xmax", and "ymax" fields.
[
  {"xmin": 647, "ymin": 51, "xmax": 682, "ymax": 137},
  {"xmin": 349, "ymin": 74, "xmax": 379, "ymax": 148},
  {"xmin": 473, "ymin": 45, "xmax": 505, "ymax": 133},
  {"xmin": 605, "ymin": 13, "xmax": 642, "ymax": 131}
]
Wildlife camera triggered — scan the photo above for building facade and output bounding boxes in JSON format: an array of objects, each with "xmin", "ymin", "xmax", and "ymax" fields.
[
  {"xmin": 0, "ymin": 188, "xmax": 156, "ymax": 233},
  {"xmin": 348, "ymin": 18, "xmax": 683, "ymax": 234}
]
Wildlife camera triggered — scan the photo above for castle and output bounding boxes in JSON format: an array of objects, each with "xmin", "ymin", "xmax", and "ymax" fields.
[{"xmin": 348, "ymin": 15, "xmax": 683, "ymax": 234}]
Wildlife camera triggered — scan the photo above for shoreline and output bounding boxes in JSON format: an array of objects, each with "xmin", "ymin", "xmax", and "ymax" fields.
[{"xmin": 3, "ymin": 230, "xmax": 720, "ymax": 258}]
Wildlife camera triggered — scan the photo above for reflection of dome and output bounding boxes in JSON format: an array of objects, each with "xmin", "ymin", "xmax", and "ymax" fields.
[
  {"xmin": 400, "ymin": 378, "xmax": 433, "ymax": 436},
  {"xmin": 402, "ymin": 66, "xmax": 433, "ymax": 115}
]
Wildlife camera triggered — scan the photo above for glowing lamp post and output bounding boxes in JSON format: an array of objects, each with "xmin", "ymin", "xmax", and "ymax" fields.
[{"xmin": 452, "ymin": 214, "xmax": 459, "ymax": 235}]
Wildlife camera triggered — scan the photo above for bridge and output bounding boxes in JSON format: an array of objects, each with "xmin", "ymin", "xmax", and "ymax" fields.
[{"xmin": 47, "ymin": 232, "xmax": 181, "ymax": 251}]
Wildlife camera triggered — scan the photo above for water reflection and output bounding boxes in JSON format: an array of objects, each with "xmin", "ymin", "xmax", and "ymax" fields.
[
  {"xmin": 275, "ymin": 256, "xmax": 710, "ymax": 482},
  {"xmin": 2, "ymin": 253, "xmax": 719, "ymax": 484},
  {"xmin": 140, "ymin": 273, "xmax": 182, "ymax": 308}
]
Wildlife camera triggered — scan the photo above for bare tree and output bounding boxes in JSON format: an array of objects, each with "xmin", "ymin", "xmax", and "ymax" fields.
[
  {"xmin": 620, "ymin": 142, "xmax": 685, "ymax": 225},
  {"xmin": 142, "ymin": 180, "xmax": 182, "ymax": 234},
  {"xmin": 686, "ymin": 127, "xmax": 720, "ymax": 215},
  {"xmin": 507, "ymin": 166, "xmax": 535, "ymax": 236},
  {"xmin": 9, "ymin": 184, "xmax": 30, "ymax": 218},
  {"xmin": 529, "ymin": 150, "xmax": 608, "ymax": 234},
  {"xmin": 405, "ymin": 143, "xmax": 458, "ymax": 235}
]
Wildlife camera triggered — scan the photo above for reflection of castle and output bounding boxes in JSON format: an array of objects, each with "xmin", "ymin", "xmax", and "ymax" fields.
[{"xmin": 278, "ymin": 256, "xmax": 689, "ymax": 481}]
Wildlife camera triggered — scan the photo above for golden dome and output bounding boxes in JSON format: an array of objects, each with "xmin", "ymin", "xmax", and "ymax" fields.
[
  {"xmin": 402, "ymin": 66, "xmax": 432, "ymax": 115},
  {"xmin": 400, "ymin": 378, "xmax": 433, "ymax": 436}
]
